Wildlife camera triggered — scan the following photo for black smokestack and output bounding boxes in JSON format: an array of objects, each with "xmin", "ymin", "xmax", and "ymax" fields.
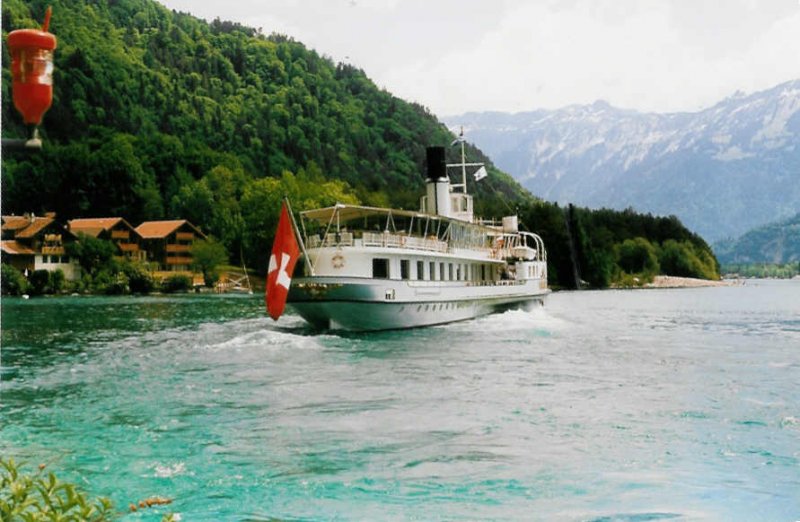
[{"xmin": 426, "ymin": 146, "xmax": 446, "ymax": 181}]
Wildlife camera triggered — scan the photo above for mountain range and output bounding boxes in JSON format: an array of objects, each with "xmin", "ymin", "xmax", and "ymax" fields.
[
  {"xmin": 444, "ymin": 80, "xmax": 800, "ymax": 243},
  {"xmin": 713, "ymin": 212, "xmax": 800, "ymax": 265}
]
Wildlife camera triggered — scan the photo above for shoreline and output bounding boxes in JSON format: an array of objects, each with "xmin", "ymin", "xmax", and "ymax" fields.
[{"xmin": 643, "ymin": 275, "xmax": 740, "ymax": 289}]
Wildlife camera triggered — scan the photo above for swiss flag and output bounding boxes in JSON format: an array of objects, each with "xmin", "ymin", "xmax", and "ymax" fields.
[{"xmin": 266, "ymin": 202, "xmax": 301, "ymax": 320}]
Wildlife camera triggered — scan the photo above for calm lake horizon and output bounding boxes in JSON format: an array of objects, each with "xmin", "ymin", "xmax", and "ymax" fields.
[{"xmin": 1, "ymin": 279, "xmax": 798, "ymax": 521}]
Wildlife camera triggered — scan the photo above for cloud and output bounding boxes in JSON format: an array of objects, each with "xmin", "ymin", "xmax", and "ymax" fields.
[
  {"xmin": 160, "ymin": 0, "xmax": 800, "ymax": 115},
  {"xmin": 381, "ymin": 0, "xmax": 800, "ymax": 115}
]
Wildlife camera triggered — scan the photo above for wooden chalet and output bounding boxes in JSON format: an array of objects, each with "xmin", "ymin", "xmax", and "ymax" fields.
[
  {"xmin": 1, "ymin": 213, "xmax": 81, "ymax": 280},
  {"xmin": 68, "ymin": 217, "xmax": 145, "ymax": 262},
  {"xmin": 135, "ymin": 220, "xmax": 207, "ymax": 272}
]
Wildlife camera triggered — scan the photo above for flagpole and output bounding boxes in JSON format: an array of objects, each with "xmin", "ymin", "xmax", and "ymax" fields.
[
  {"xmin": 460, "ymin": 127, "xmax": 467, "ymax": 193},
  {"xmin": 283, "ymin": 196, "xmax": 315, "ymax": 276}
]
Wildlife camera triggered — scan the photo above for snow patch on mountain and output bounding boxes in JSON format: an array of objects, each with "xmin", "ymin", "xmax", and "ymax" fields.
[{"xmin": 444, "ymin": 80, "xmax": 800, "ymax": 242}]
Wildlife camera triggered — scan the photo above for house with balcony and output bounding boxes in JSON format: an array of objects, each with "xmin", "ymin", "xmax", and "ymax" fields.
[
  {"xmin": 1, "ymin": 213, "xmax": 81, "ymax": 280},
  {"xmin": 135, "ymin": 220, "xmax": 207, "ymax": 273},
  {"xmin": 68, "ymin": 217, "xmax": 145, "ymax": 262}
]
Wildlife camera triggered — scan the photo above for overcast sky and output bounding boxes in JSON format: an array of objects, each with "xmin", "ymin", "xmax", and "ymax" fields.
[{"xmin": 159, "ymin": 0, "xmax": 800, "ymax": 116}]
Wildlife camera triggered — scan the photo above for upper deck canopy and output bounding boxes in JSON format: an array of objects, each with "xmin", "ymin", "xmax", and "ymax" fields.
[{"xmin": 299, "ymin": 204, "xmax": 503, "ymax": 234}]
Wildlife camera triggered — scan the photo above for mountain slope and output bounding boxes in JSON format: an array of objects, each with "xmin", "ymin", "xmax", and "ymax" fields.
[
  {"xmin": 1, "ymin": 0, "xmax": 719, "ymax": 285},
  {"xmin": 1, "ymin": 0, "xmax": 527, "ymax": 221},
  {"xmin": 444, "ymin": 81, "xmax": 800, "ymax": 242},
  {"xmin": 714, "ymin": 212, "xmax": 800, "ymax": 264}
]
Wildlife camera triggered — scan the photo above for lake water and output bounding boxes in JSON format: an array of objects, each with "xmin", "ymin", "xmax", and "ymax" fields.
[{"xmin": 1, "ymin": 280, "xmax": 798, "ymax": 521}]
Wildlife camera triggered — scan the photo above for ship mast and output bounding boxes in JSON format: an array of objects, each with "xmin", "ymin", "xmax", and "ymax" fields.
[{"xmin": 448, "ymin": 127, "xmax": 483, "ymax": 195}]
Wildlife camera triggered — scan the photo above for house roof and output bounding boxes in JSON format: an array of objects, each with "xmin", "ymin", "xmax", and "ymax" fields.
[
  {"xmin": 1, "ymin": 240, "xmax": 37, "ymax": 255},
  {"xmin": 68, "ymin": 217, "xmax": 133, "ymax": 238},
  {"xmin": 2, "ymin": 215, "xmax": 56, "ymax": 238},
  {"xmin": 14, "ymin": 216, "xmax": 55, "ymax": 239},
  {"xmin": 135, "ymin": 220, "xmax": 206, "ymax": 239},
  {"xmin": 1, "ymin": 215, "xmax": 33, "ymax": 231}
]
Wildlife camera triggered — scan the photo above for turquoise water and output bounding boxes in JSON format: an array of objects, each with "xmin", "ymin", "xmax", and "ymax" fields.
[{"xmin": 1, "ymin": 280, "xmax": 799, "ymax": 521}]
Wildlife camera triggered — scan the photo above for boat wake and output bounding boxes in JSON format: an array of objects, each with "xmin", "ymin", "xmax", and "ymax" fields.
[{"xmin": 440, "ymin": 306, "xmax": 570, "ymax": 334}]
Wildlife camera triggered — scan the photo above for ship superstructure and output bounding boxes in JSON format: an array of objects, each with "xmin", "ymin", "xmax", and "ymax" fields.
[{"xmin": 286, "ymin": 141, "xmax": 549, "ymax": 331}]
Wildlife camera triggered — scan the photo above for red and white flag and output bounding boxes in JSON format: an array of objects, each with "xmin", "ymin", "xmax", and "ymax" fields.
[{"xmin": 266, "ymin": 202, "xmax": 300, "ymax": 320}]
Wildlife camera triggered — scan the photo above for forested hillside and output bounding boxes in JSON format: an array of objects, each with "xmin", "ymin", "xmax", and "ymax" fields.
[
  {"xmin": 1, "ymin": 0, "xmax": 718, "ymax": 286},
  {"xmin": 714, "ymin": 212, "xmax": 800, "ymax": 265},
  {"xmin": 1, "ymin": 0, "xmax": 526, "ymax": 268}
]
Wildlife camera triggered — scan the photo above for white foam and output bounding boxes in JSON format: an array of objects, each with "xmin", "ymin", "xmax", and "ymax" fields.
[
  {"xmin": 442, "ymin": 307, "xmax": 570, "ymax": 333},
  {"xmin": 153, "ymin": 462, "xmax": 187, "ymax": 478}
]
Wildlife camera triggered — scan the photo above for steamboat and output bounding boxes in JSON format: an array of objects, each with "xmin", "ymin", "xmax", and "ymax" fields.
[{"xmin": 286, "ymin": 140, "xmax": 549, "ymax": 331}]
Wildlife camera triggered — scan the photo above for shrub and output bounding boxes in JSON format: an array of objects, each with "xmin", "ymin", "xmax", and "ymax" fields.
[
  {"xmin": 121, "ymin": 261, "xmax": 155, "ymax": 294},
  {"xmin": 614, "ymin": 271, "xmax": 654, "ymax": 288},
  {"xmin": 49, "ymin": 269, "xmax": 66, "ymax": 294},
  {"xmin": 161, "ymin": 274, "xmax": 192, "ymax": 293},
  {"xmin": 104, "ymin": 273, "xmax": 129, "ymax": 295},
  {"xmin": 658, "ymin": 239, "xmax": 718, "ymax": 280},
  {"xmin": 90, "ymin": 269, "xmax": 114, "ymax": 294},
  {"xmin": 28, "ymin": 269, "xmax": 51, "ymax": 295},
  {"xmin": 1, "ymin": 264, "xmax": 28, "ymax": 295},
  {"xmin": 0, "ymin": 458, "xmax": 114, "ymax": 521}
]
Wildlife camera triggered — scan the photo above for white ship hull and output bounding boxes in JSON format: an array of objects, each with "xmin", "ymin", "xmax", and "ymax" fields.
[{"xmin": 289, "ymin": 276, "xmax": 549, "ymax": 331}]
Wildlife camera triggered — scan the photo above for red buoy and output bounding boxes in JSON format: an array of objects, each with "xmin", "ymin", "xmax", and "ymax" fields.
[{"xmin": 7, "ymin": 7, "xmax": 57, "ymax": 126}]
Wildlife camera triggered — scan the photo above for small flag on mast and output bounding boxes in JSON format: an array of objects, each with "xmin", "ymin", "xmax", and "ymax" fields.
[
  {"xmin": 266, "ymin": 202, "xmax": 300, "ymax": 320},
  {"xmin": 473, "ymin": 166, "xmax": 488, "ymax": 181}
]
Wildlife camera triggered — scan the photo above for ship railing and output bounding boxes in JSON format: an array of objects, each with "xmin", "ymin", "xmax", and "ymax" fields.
[
  {"xmin": 461, "ymin": 279, "xmax": 523, "ymax": 287},
  {"xmin": 362, "ymin": 232, "xmax": 448, "ymax": 252},
  {"xmin": 307, "ymin": 232, "xmax": 354, "ymax": 248},
  {"xmin": 308, "ymin": 230, "xmax": 460, "ymax": 253}
]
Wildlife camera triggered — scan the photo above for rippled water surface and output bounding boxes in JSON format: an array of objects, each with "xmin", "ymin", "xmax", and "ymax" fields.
[{"xmin": 1, "ymin": 280, "xmax": 799, "ymax": 521}]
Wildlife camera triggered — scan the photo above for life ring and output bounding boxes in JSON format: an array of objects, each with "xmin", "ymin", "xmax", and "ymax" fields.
[{"xmin": 332, "ymin": 253, "xmax": 345, "ymax": 269}]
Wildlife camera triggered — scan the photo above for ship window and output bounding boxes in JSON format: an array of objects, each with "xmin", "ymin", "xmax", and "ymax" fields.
[
  {"xmin": 481, "ymin": 264, "xmax": 486, "ymax": 281},
  {"xmin": 455, "ymin": 264, "xmax": 460, "ymax": 281},
  {"xmin": 372, "ymin": 258, "xmax": 389, "ymax": 279},
  {"xmin": 449, "ymin": 263, "xmax": 454, "ymax": 281},
  {"xmin": 401, "ymin": 259, "xmax": 410, "ymax": 280},
  {"xmin": 417, "ymin": 260, "xmax": 424, "ymax": 280},
  {"xmin": 440, "ymin": 263, "xmax": 445, "ymax": 281},
  {"xmin": 430, "ymin": 261, "xmax": 436, "ymax": 281}
]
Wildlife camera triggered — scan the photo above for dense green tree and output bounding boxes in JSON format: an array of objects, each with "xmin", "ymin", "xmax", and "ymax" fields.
[
  {"xmin": 65, "ymin": 234, "xmax": 117, "ymax": 277},
  {"xmin": 240, "ymin": 169, "xmax": 360, "ymax": 270},
  {"xmin": 191, "ymin": 237, "xmax": 228, "ymax": 286},
  {"xmin": 658, "ymin": 240, "xmax": 717, "ymax": 280},
  {"xmin": 721, "ymin": 263, "xmax": 799, "ymax": 279},
  {"xmin": 616, "ymin": 237, "xmax": 660, "ymax": 275}
]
